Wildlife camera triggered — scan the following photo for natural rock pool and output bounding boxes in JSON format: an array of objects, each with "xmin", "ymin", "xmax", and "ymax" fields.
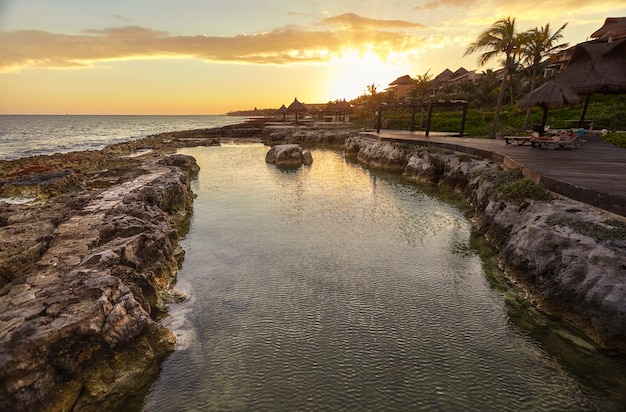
[{"xmin": 144, "ymin": 144, "xmax": 626, "ymax": 411}]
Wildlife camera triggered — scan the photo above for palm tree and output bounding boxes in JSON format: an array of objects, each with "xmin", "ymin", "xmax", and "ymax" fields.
[
  {"xmin": 410, "ymin": 71, "xmax": 433, "ymax": 127},
  {"xmin": 464, "ymin": 17, "xmax": 518, "ymax": 138},
  {"xmin": 366, "ymin": 83, "xmax": 378, "ymax": 96},
  {"xmin": 519, "ymin": 23, "xmax": 569, "ymax": 129}
]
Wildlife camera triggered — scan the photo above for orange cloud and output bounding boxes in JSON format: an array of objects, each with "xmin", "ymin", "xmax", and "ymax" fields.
[
  {"xmin": 318, "ymin": 13, "xmax": 426, "ymax": 30},
  {"xmin": 0, "ymin": 15, "xmax": 429, "ymax": 72}
]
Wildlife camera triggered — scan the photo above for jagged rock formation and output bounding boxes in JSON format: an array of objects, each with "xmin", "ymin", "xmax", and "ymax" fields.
[
  {"xmin": 0, "ymin": 152, "xmax": 199, "ymax": 411},
  {"xmin": 345, "ymin": 136, "xmax": 626, "ymax": 353}
]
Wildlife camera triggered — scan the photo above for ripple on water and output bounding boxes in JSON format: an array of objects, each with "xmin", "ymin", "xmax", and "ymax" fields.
[{"xmin": 144, "ymin": 147, "xmax": 624, "ymax": 412}]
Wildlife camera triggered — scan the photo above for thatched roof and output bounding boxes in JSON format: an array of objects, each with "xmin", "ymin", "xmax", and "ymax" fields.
[
  {"xmin": 591, "ymin": 17, "xmax": 626, "ymax": 40},
  {"xmin": 287, "ymin": 98, "xmax": 307, "ymax": 112},
  {"xmin": 555, "ymin": 37, "xmax": 626, "ymax": 95},
  {"xmin": 333, "ymin": 99, "xmax": 351, "ymax": 112},
  {"xmin": 276, "ymin": 104, "xmax": 288, "ymax": 113},
  {"xmin": 517, "ymin": 80, "xmax": 580, "ymax": 109}
]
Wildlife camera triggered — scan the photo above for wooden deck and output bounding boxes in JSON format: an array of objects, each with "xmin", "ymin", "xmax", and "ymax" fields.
[{"xmin": 363, "ymin": 130, "xmax": 626, "ymax": 217}]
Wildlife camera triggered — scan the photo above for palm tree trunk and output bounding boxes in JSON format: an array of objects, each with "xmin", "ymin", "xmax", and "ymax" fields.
[
  {"xmin": 490, "ymin": 67, "xmax": 509, "ymax": 139},
  {"xmin": 522, "ymin": 65, "xmax": 539, "ymax": 130}
]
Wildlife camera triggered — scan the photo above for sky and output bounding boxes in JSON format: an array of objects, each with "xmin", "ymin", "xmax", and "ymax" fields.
[{"xmin": 1, "ymin": 0, "xmax": 624, "ymax": 114}]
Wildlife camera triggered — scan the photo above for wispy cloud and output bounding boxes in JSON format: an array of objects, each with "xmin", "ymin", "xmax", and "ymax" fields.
[
  {"xmin": 414, "ymin": 0, "xmax": 622, "ymax": 11},
  {"xmin": 0, "ymin": 14, "xmax": 429, "ymax": 72},
  {"xmin": 318, "ymin": 13, "xmax": 425, "ymax": 29}
]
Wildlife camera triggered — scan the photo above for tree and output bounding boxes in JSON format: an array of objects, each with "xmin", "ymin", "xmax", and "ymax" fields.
[
  {"xmin": 366, "ymin": 83, "xmax": 378, "ymax": 96},
  {"xmin": 409, "ymin": 71, "xmax": 433, "ymax": 127},
  {"xmin": 464, "ymin": 17, "xmax": 519, "ymax": 138},
  {"xmin": 411, "ymin": 70, "xmax": 433, "ymax": 102},
  {"xmin": 519, "ymin": 23, "xmax": 569, "ymax": 129}
]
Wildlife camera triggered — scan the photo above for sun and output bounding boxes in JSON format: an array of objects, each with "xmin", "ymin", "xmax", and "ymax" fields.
[{"xmin": 324, "ymin": 49, "xmax": 416, "ymax": 102}]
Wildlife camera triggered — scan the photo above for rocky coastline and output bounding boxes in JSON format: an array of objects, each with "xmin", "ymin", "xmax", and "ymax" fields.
[
  {"xmin": 0, "ymin": 138, "xmax": 202, "ymax": 410},
  {"xmin": 1, "ymin": 122, "xmax": 625, "ymax": 409}
]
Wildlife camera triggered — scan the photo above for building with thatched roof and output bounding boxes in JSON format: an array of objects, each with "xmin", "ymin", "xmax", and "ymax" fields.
[
  {"xmin": 556, "ymin": 37, "xmax": 626, "ymax": 95},
  {"xmin": 546, "ymin": 17, "xmax": 626, "ymax": 75},
  {"xmin": 591, "ymin": 17, "xmax": 626, "ymax": 40}
]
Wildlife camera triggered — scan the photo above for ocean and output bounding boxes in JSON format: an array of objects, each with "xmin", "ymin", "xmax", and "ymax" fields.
[{"xmin": 0, "ymin": 115, "xmax": 251, "ymax": 161}]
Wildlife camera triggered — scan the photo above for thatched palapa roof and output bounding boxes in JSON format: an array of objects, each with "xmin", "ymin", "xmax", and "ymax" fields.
[
  {"xmin": 287, "ymin": 98, "xmax": 307, "ymax": 112},
  {"xmin": 591, "ymin": 17, "xmax": 626, "ymax": 40},
  {"xmin": 555, "ymin": 37, "xmax": 626, "ymax": 95},
  {"xmin": 517, "ymin": 80, "xmax": 580, "ymax": 109}
]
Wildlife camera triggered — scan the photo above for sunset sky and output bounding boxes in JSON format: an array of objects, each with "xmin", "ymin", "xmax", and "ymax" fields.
[{"xmin": 1, "ymin": 0, "xmax": 624, "ymax": 115}]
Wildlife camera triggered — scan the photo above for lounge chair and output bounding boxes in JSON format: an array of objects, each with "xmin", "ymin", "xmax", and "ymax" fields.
[
  {"xmin": 504, "ymin": 136, "xmax": 532, "ymax": 145},
  {"xmin": 530, "ymin": 129, "xmax": 585, "ymax": 149}
]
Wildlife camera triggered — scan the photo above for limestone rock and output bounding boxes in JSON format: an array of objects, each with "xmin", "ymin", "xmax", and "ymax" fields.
[
  {"xmin": 302, "ymin": 150, "xmax": 313, "ymax": 166},
  {"xmin": 262, "ymin": 127, "xmax": 358, "ymax": 148},
  {"xmin": 0, "ymin": 153, "xmax": 197, "ymax": 410},
  {"xmin": 265, "ymin": 144, "xmax": 311, "ymax": 168}
]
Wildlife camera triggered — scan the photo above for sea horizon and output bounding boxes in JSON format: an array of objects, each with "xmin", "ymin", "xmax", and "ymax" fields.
[{"xmin": 0, "ymin": 114, "xmax": 251, "ymax": 161}]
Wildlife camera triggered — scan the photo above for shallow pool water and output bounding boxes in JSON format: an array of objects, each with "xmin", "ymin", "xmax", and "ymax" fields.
[{"xmin": 144, "ymin": 144, "xmax": 626, "ymax": 411}]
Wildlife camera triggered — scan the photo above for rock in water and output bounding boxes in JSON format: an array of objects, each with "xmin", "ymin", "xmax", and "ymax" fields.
[
  {"xmin": 265, "ymin": 144, "xmax": 311, "ymax": 168},
  {"xmin": 302, "ymin": 150, "xmax": 313, "ymax": 165}
]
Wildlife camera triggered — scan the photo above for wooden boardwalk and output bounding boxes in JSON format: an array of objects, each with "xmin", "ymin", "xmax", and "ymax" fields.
[{"xmin": 362, "ymin": 130, "xmax": 626, "ymax": 217}]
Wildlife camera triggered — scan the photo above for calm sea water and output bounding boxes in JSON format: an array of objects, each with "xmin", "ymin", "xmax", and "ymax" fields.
[
  {"xmin": 143, "ymin": 145, "xmax": 626, "ymax": 411},
  {"xmin": 0, "ymin": 115, "xmax": 250, "ymax": 160}
]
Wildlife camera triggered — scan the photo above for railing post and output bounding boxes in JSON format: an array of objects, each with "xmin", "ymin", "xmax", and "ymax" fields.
[
  {"xmin": 376, "ymin": 107, "xmax": 382, "ymax": 133},
  {"xmin": 459, "ymin": 102, "xmax": 468, "ymax": 137},
  {"xmin": 425, "ymin": 102, "xmax": 433, "ymax": 137}
]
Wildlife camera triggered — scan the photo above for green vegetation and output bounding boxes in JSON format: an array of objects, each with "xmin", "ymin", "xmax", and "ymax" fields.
[
  {"xmin": 546, "ymin": 215, "xmax": 626, "ymax": 241},
  {"xmin": 494, "ymin": 178, "xmax": 551, "ymax": 202},
  {"xmin": 603, "ymin": 132, "xmax": 626, "ymax": 148},
  {"xmin": 351, "ymin": 94, "xmax": 626, "ymax": 141},
  {"xmin": 348, "ymin": 17, "xmax": 625, "ymax": 144},
  {"xmin": 475, "ymin": 167, "xmax": 550, "ymax": 203}
]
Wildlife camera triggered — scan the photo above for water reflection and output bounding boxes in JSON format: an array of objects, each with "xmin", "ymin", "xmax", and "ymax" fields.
[{"xmin": 144, "ymin": 144, "xmax": 626, "ymax": 411}]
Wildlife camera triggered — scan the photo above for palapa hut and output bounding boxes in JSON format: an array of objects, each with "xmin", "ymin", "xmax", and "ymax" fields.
[
  {"xmin": 276, "ymin": 104, "xmax": 288, "ymax": 122},
  {"xmin": 332, "ymin": 99, "xmax": 352, "ymax": 122},
  {"xmin": 554, "ymin": 36, "xmax": 626, "ymax": 124},
  {"xmin": 517, "ymin": 80, "xmax": 580, "ymax": 133},
  {"xmin": 287, "ymin": 98, "xmax": 307, "ymax": 124}
]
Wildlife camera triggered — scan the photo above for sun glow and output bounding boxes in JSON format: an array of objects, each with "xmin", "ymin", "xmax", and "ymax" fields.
[{"xmin": 324, "ymin": 49, "xmax": 417, "ymax": 102}]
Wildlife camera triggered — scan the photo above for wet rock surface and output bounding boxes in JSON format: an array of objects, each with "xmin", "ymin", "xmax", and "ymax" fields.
[{"xmin": 0, "ymin": 139, "xmax": 199, "ymax": 410}]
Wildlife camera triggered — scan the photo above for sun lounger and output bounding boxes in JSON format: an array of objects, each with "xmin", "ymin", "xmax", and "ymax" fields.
[
  {"xmin": 504, "ymin": 136, "xmax": 532, "ymax": 145},
  {"xmin": 530, "ymin": 129, "xmax": 585, "ymax": 149}
]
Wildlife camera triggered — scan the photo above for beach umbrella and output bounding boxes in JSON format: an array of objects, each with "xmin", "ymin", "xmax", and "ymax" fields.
[
  {"xmin": 555, "ymin": 37, "xmax": 626, "ymax": 122},
  {"xmin": 276, "ymin": 104, "xmax": 288, "ymax": 122},
  {"xmin": 287, "ymin": 98, "xmax": 307, "ymax": 124},
  {"xmin": 517, "ymin": 80, "xmax": 580, "ymax": 132}
]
